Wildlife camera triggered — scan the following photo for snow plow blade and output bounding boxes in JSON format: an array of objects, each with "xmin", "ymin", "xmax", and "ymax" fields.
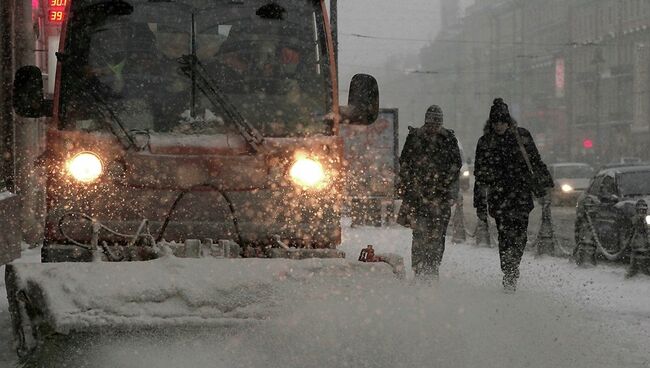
[{"xmin": 5, "ymin": 254, "xmax": 402, "ymax": 357}]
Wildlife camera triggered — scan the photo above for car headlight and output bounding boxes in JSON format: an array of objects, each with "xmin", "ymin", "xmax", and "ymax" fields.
[
  {"xmin": 561, "ymin": 184, "xmax": 573, "ymax": 193},
  {"xmin": 66, "ymin": 152, "xmax": 103, "ymax": 183},
  {"xmin": 646, "ymin": 215, "xmax": 650, "ymax": 226},
  {"xmin": 462, "ymin": 170, "xmax": 470, "ymax": 177},
  {"xmin": 289, "ymin": 158, "xmax": 326, "ymax": 189}
]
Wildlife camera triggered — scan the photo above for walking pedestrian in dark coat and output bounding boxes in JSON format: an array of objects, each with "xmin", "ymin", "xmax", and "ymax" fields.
[
  {"xmin": 473, "ymin": 98, "xmax": 554, "ymax": 293},
  {"xmin": 398, "ymin": 105, "xmax": 462, "ymax": 281}
]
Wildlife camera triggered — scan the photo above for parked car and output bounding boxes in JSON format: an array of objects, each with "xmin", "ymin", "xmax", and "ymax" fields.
[
  {"xmin": 574, "ymin": 165, "xmax": 650, "ymax": 258},
  {"xmin": 548, "ymin": 162, "xmax": 594, "ymax": 206}
]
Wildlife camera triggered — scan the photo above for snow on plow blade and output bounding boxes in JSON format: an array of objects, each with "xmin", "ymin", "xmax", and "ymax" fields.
[{"xmin": 5, "ymin": 255, "xmax": 401, "ymax": 357}]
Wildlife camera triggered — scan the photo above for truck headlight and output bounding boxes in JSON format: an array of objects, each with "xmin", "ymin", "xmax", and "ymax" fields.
[
  {"xmin": 290, "ymin": 158, "xmax": 326, "ymax": 189},
  {"xmin": 561, "ymin": 184, "xmax": 573, "ymax": 193},
  {"xmin": 66, "ymin": 152, "xmax": 103, "ymax": 183}
]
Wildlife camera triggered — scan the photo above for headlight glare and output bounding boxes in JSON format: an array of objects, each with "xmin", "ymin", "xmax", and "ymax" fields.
[
  {"xmin": 645, "ymin": 215, "xmax": 650, "ymax": 226},
  {"xmin": 290, "ymin": 158, "xmax": 326, "ymax": 188},
  {"xmin": 561, "ymin": 184, "xmax": 573, "ymax": 193},
  {"xmin": 462, "ymin": 170, "xmax": 470, "ymax": 177},
  {"xmin": 66, "ymin": 152, "xmax": 103, "ymax": 183}
]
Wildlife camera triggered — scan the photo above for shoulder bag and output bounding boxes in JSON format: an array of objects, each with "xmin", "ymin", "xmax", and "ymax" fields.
[{"xmin": 512, "ymin": 128, "xmax": 548, "ymax": 198}]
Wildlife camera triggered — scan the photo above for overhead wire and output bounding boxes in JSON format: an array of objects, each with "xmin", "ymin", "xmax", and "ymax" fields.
[{"xmin": 340, "ymin": 31, "xmax": 617, "ymax": 48}]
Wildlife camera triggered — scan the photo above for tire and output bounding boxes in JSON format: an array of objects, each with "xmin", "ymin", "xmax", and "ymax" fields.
[
  {"xmin": 576, "ymin": 212, "xmax": 628, "ymax": 262},
  {"xmin": 573, "ymin": 214, "xmax": 593, "ymax": 264}
]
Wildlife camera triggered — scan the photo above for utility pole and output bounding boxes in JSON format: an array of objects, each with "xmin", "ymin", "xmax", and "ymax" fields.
[
  {"xmin": 0, "ymin": 0, "xmax": 16, "ymax": 191},
  {"xmin": 518, "ymin": 0, "xmax": 526, "ymax": 125},
  {"xmin": 13, "ymin": 0, "xmax": 42, "ymax": 245},
  {"xmin": 591, "ymin": 0, "xmax": 605, "ymax": 166},
  {"xmin": 592, "ymin": 47, "xmax": 605, "ymax": 165},
  {"xmin": 330, "ymin": 0, "xmax": 338, "ymax": 76},
  {"xmin": 489, "ymin": 9, "xmax": 498, "ymax": 98},
  {"xmin": 566, "ymin": 4, "xmax": 575, "ymax": 161},
  {"xmin": 616, "ymin": 0, "xmax": 624, "ymax": 159},
  {"xmin": 515, "ymin": 0, "xmax": 524, "ymax": 118}
]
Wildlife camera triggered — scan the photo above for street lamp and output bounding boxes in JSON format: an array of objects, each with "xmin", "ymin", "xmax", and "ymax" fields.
[{"xmin": 591, "ymin": 47, "xmax": 605, "ymax": 164}]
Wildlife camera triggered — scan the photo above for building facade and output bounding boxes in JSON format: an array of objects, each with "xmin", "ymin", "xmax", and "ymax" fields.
[
  {"xmin": 424, "ymin": 0, "xmax": 650, "ymax": 165},
  {"xmin": 569, "ymin": 0, "xmax": 650, "ymax": 163}
]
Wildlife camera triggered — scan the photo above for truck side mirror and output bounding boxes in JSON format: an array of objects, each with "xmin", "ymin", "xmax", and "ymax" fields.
[
  {"xmin": 342, "ymin": 73, "xmax": 379, "ymax": 125},
  {"xmin": 13, "ymin": 66, "xmax": 50, "ymax": 118}
]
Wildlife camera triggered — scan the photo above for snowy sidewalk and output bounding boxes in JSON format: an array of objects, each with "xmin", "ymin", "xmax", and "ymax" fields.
[
  {"xmin": 341, "ymin": 222, "xmax": 650, "ymax": 355},
  {"xmin": 341, "ymin": 221, "xmax": 650, "ymax": 315}
]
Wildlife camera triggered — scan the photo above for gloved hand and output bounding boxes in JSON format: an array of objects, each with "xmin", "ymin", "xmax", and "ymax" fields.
[
  {"xmin": 449, "ymin": 188, "xmax": 462, "ymax": 207},
  {"xmin": 538, "ymin": 191, "xmax": 552, "ymax": 205}
]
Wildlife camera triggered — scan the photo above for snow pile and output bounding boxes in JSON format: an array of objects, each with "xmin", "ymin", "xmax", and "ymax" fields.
[
  {"xmin": 0, "ymin": 265, "xmax": 11, "ymax": 365},
  {"xmin": 8, "ymin": 255, "xmax": 396, "ymax": 334},
  {"xmin": 1, "ymin": 245, "xmax": 41, "ymax": 365}
]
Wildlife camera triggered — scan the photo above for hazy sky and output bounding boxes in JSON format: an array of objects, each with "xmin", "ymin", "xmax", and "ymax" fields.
[
  {"xmin": 338, "ymin": 0, "xmax": 441, "ymax": 69},
  {"xmin": 334, "ymin": 0, "xmax": 473, "ymax": 146}
]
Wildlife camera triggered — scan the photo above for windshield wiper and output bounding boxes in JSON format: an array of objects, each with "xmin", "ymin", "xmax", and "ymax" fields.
[
  {"xmin": 177, "ymin": 54, "xmax": 265, "ymax": 153},
  {"xmin": 83, "ymin": 86, "xmax": 137, "ymax": 149},
  {"xmin": 57, "ymin": 51, "xmax": 136, "ymax": 149}
]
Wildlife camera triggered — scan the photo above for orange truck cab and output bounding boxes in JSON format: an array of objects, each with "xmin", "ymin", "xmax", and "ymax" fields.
[{"xmin": 12, "ymin": 0, "xmax": 379, "ymax": 262}]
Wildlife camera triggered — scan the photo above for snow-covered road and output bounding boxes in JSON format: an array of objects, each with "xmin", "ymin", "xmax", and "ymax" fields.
[{"xmin": 1, "ymin": 222, "xmax": 649, "ymax": 368}]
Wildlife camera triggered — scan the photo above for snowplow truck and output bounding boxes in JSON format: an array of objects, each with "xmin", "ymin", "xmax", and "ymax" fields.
[{"xmin": 3, "ymin": 0, "xmax": 397, "ymax": 357}]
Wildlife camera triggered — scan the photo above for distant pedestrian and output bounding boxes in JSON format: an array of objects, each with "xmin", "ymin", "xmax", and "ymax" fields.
[
  {"xmin": 397, "ymin": 105, "xmax": 462, "ymax": 281},
  {"xmin": 473, "ymin": 98, "xmax": 554, "ymax": 293}
]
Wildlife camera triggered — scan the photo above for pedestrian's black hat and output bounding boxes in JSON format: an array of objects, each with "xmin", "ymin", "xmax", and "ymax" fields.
[
  {"xmin": 489, "ymin": 98, "xmax": 511, "ymax": 123},
  {"xmin": 425, "ymin": 104, "xmax": 443, "ymax": 124}
]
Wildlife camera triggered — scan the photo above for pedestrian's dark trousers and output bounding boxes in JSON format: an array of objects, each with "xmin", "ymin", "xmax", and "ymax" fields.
[
  {"xmin": 495, "ymin": 213, "xmax": 530, "ymax": 279},
  {"xmin": 412, "ymin": 204, "xmax": 452, "ymax": 277}
]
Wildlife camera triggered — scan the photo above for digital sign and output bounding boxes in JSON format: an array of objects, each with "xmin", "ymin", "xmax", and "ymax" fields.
[
  {"xmin": 48, "ymin": 0, "xmax": 67, "ymax": 23},
  {"xmin": 48, "ymin": 10, "xmax": 64, "ymax": 22}
]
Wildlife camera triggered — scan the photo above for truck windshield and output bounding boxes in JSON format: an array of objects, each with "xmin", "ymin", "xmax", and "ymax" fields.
[{"xmin": 58, "ymin": 0, "xmax": 331, "ymax": 138}]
